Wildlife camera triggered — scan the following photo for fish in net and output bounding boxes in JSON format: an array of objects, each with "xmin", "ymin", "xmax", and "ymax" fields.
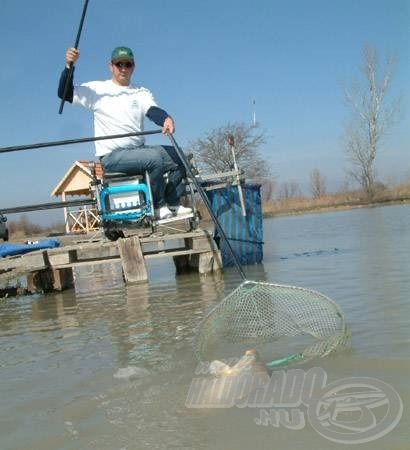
[
  {"xmin": 195, "ymin": 280, "xmax": 350, "ymax": 369},
  {"xmin": 167, "ymin": 135, "xmax": 349, "ymax": 369}
]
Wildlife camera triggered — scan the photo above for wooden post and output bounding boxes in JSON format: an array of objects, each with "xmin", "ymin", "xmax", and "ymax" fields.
[
  {"xmin": 197, "ymin": 252, "xmax": 215, "ymax": 274},
  {"xmin": 84, "ymin": 206, "xmax": 89, "ymax": 232},
  {"xmin": 212, "ymin": 250, "xmax": 223, "ymax": 272},
  {"xmin": 188, "ymin": 250, "xmax": 223, "ymax": 274},
  {"xmin": 173, "ymin": 255, "xmax": 191, "ymax": 274},
  {"xmin": 62, "ymin": 192, "xmax": 70, "ymax": 234},
  {"xmin": 52, "ymin": 268, "xmax": 74, "ymax": 291},
  {"xmin": 117, "ymin": 236, "xmax": 148, "ymax": 283},
  {"xmin": 26, "ymin": 269, "xmax": 54, "ymax": 293}
]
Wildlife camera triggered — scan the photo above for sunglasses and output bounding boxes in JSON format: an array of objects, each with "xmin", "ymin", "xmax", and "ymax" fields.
[{"xmin": 113, "ymin": 61, "xmax": 134, "ymax": 69}]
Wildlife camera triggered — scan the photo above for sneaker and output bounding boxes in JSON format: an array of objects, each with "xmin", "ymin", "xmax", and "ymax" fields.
[
  {"xmin": 155, "ymin": 206, "xmax": 173, "ymax": 219},
  {"xmin": 169, "ymin": 205, "xmax": 193, "ymax": 216}
]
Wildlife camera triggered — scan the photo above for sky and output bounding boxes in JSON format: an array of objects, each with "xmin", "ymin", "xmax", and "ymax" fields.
[{"xmin": 1, "ymin": 0, "xmax": 409, "ymax": 225}]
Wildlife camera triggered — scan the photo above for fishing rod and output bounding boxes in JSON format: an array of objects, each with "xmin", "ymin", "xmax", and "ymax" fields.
[
  {"xmin": 0, "ymin": 130, "xmax": 162, "ymax": 154},
  {"xmin": 59, "ymin": 0, "xmax": 90, "ymax": 114},
  {"xmin": 0, "ymin": 199, "xmax": 96, "ymax": 216}
]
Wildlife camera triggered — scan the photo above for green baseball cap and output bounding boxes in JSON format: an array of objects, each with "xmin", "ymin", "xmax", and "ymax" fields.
[{"xmin": 111, "ymin": 46, "xmax": 134, "ymax": 62}]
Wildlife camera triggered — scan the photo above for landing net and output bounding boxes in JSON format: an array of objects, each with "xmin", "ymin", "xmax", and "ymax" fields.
[{"xmin": 195, "ymin": 280, "xmax": 349, "ymax": 368}]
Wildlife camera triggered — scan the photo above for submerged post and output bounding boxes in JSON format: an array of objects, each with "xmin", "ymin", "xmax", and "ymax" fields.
[{"xmin": 117, "ymin": 236, "xmax": 148, "ymax": 283}]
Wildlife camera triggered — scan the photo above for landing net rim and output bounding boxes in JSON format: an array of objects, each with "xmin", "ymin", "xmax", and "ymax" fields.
[{"xmin": 194, "ymin": 279, "xmax": 349, "ymax": 367}]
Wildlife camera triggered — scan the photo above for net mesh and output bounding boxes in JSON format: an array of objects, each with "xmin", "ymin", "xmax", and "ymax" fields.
[{"xmin": 195, "ymin": 280, "xmax": 349, "ymax": 367}]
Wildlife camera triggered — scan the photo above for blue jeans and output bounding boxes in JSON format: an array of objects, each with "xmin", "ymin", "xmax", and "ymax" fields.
[{"xmin": 100, "ymin": 145, "xmax": 186, "ymax": 208}]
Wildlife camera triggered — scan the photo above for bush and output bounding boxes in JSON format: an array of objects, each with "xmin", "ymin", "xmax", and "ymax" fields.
[{"xmin": 7, "ymin": 215, "xmax": 64, "ymax": 240}]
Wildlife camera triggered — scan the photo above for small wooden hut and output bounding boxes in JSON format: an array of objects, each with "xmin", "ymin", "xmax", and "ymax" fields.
[{"xmin": 51, "ymin": 161, "xmax": 102, "ymax": 233}]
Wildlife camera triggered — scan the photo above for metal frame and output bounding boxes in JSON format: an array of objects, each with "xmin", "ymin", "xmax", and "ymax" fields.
[{"xmin": 92, "ymin": 163, "xmax": 199, "ymax": 240}]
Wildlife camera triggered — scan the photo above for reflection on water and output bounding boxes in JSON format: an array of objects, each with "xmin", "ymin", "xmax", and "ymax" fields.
[{"xmin": 0, "ymin": 204, "xmax": 409, "ymax": 449}]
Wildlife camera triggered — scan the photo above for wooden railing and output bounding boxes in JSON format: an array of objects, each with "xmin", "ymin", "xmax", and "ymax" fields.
[{"xmin": 66, "ymin": 206, "xmax": 100, "ymax": 233}]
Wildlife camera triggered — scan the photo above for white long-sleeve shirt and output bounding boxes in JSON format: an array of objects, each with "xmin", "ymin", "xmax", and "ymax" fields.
[{"xmin": 73, "ymin": 80, "xmax": 157, "ymax": 156}]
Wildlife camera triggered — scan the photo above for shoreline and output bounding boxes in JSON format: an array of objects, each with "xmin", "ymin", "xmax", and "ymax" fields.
[{"xmin": 262, "ymin": 196, "xmax": 410, "ymax": 219}]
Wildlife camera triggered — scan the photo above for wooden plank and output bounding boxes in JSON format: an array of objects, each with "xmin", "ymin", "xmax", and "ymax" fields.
[
  {"xmin": 47, "ymin": 240, "xmax": 116, "ymax": 256},
  {"xmin": 47, "ymin": 249, "xmax": 78, "ymax": 266},
  {"xmin": 51, "ymin": 257, "xmax": 120, "ymax": 269},
  {"xmin": 144, "ymin": 248, "xmax": 217, "ymax": 259},
  {"xmin": 139, "ymin": 229, "xmax": 211, "ymax": 243},
  {"xmin": 47, "ymin": 252, "xmax": 71, "ymax": 266},
  {"xmin": 48, "ymin": 242, "xmax": 119, "ymax": 266},
  {"xmin": 50, "ymin": 248, "xmax": 218, "ymax": 268},
  {"xmin": 141, "ymin": 241, "xmax": 186, "ymax": 255},
  {"xmin": 0, "ymin": 250, "xmax": 48, "ymax": 272},
  {"xmin": 185, "ymin": 236, "xmax": 216, "ymax": 251},
  {"xmin": 117, "ymin": 236, "xmax": 147, "ymax": 283},
  {"xmin": 76, "ymin": 243, "xmax": 119, "ymax": 260}
]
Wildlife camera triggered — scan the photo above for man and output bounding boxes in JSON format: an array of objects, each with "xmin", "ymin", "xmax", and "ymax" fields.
[{"xmin": 58, "ymin": 46, "xmax": 191, "ymax": 219}]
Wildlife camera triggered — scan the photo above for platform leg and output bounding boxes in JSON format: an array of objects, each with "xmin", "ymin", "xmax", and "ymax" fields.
[
  {"xmin": 173, "ymin": 255, "xmax": 191, "ymax": 274},
  {"xmin": 52, "ymin": 268, "xmax": 74, "ymax": 291},
  {"xmin": 118, "ymin": 236, "xmax": 148, "ymax": 283},
  {"xmin": 27, "ymin": 269, "xmax": 54, "ymax": 293},
  {"xmin": 189, "ymin": 250, "xmax": 223, "ymax": 274}
]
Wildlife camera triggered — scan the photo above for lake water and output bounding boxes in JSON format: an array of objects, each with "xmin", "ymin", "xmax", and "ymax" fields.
[{"xmin": 0, "ymin": 204, "xmax": 409, "ymax": 449}]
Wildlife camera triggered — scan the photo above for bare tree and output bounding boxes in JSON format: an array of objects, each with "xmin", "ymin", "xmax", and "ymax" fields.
[
  {"xmin": 278, "ymin": 181, "xmax": 302, "ymax": 200},
  {"xmin": 309, "ymin": 168, "xmax": 327, "ymax": 198},
  {"xmin": 343, "ymin": 44, "xmax": 400, "ymax": 197},
  {"xmin": 262, "ymin": 179, "xmax": 277, "ymax": 202},
  {"xmin": 189, "ymin": 122, "xmax": 270, "ymax": 180}
]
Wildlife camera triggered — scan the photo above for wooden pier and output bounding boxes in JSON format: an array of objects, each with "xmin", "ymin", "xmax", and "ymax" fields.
[{"xmin": 0, "ymin": 229, "xmax": 222, "ymax": 294}]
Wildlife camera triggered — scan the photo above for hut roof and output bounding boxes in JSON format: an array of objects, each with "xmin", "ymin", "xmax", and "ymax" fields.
[{"xmin": 51, "ymin": 160, "xmax": 103, "ymax": 197}]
